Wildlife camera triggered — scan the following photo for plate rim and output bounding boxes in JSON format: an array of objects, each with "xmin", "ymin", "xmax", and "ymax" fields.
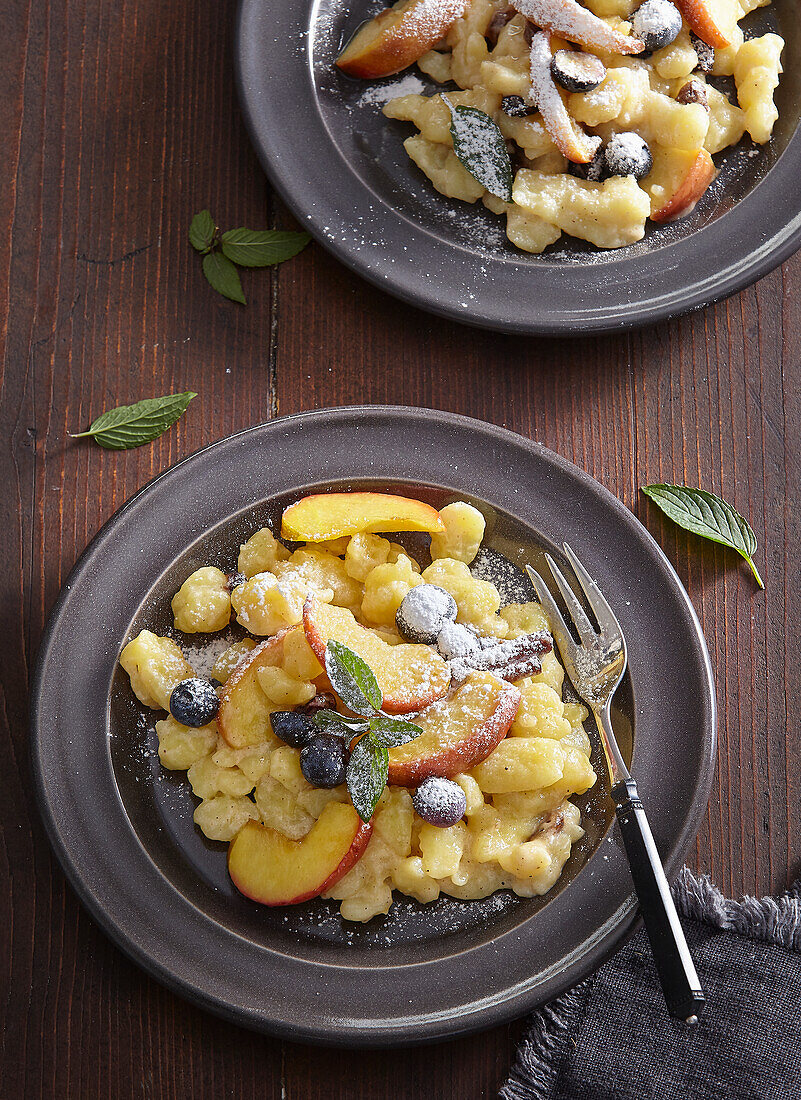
[
  {"xmin": 30, "ymin": 406, "xmax": 717, "ymax": 1045},
  {"xmin": 232, "ymin": 0, "xmax": 801, "ymax": 335}
]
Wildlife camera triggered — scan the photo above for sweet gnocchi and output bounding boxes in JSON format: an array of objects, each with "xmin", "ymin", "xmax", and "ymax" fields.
[
  {"xmin": 120, "ymin": 493, "xmax": 598, "ymax": 922},
  {"xmin": 350, "ymin": 0, "xmax": 786, "ymax": 253}
]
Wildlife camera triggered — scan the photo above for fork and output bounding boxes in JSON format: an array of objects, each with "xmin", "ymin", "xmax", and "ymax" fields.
[{"xmin": 526, "ymin": 545, "xmax": 705, "ymax": 1024}]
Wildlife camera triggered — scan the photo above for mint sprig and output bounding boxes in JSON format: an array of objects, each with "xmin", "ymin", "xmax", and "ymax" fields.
[
  {"xmin": 314, "ymin": 641, "xmax": 422, "ymax": 821},
  {"xmin": 189, "ymin": 210, "xmax": 310, "ymax": 305},
  {"xmin": 642, "ymin": 484, "xmax": 764, "ymax": 589}
]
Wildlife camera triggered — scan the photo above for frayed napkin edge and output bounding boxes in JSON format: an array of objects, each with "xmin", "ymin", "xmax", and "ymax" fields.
[{"xmin": 501, "ymin": 868, "xmax": 801, "ymax": 1100}]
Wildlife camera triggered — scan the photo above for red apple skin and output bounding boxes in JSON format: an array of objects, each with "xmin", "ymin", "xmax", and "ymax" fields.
[
  {"xmin": 674, "ymin": 0, "xmax": 735, "ymax": 48},
  {"xmin": 651, "ymin": 149, "xmax": 717, "ymax": 224},
  {"xmin": 228, "ymin": 810, "xmax": 373, "ymax": 906},
  {"xmin": 336, "ymin": 0, "xmax": 468, "ymax": 80},
  {"xmin": 387, "ymin": 678, "xmax": 522, "ymax": 787},
  {"xmin": 317, "ymin": 821, "xmax": 373, "ymax": 895},
  {"xmin": 302, "ymin": 596, "xmax": 451, "ymax": 714}
]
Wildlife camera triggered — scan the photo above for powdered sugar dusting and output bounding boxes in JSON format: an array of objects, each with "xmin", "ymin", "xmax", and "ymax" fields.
[
  {"xmin": 355, "ymin": 73, "xmax": 428, "ymax": 107},
  {"xmin": 513, "ymin": 0, "xmax": 643, "ymax": 53}
]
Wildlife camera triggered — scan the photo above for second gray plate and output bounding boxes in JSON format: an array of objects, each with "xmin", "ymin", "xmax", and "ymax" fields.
[{"xmin": 234, "ymin": 0, "xmax": 799, "ymax": 333}]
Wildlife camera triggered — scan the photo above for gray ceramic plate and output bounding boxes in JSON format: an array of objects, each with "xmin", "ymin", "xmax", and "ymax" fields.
[
  {"xmin": 31, "ymin": 408, "xmax": 715, "ymax": 1045},
  {"xmin": 234, "ymin": 0, "xmax": 799, "ymax": 334}
]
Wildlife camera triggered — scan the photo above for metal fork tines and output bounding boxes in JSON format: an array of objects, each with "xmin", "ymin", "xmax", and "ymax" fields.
[
  {"xmin": 526, "ymin": 545, "xmax": 629, "ymax": 787},
  {"xmin": 526, "ymin": 544, "xmax": 705, "ymax": 1025}
]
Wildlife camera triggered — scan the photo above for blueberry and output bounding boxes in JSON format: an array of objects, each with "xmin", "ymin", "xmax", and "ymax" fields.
[
  {"xmin": 502, "ymin": 95, "xmax": 536, "ymax": 118},
  {"xmin": 603, "ymin": 132, "xmax": 653, "ymax": 180},
  {"xmin": 300, "ymin": 734, "xmax": 348, "ymax": 788},
  {"xmin": 413, "ymin": 777, "xmax": 467, "ymax": 828},
  {"xmin": 269, "ymin": 710, "xmax": 317, "ymax": 748},
  {"xmin": 436, "ymin": 620, "xmax": 480, "ymax": 661},
  {"xmin": 396, "ymin": 584, "xmax": 458, "ymax": 644},
  {"xmin": 169, "ymin": 678, "xmax": 220, "ymax": 727},
  {"xmin": 550, "ymin": 50, "xmax": 606, "ymax": 94},
  {"xmin": 632, "ymin": 0, "xmax": 682, "ymax": 52},
  {"xmin": 301, "ymin": 691, "xmax": 339, "ymax": 715},
  {"xmin": 569, "ymin": 143, "xmax": 606, "ymax": 182}
]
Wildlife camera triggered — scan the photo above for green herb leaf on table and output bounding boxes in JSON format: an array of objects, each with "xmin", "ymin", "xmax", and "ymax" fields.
[
  {"xmin": 191, "ymin": 210, "xmax": 311, "ymax": 304},
  {"xmin": 346, "ymin": 732, "xmax": 389, "ymax": 823},
  {"xmin": 369, "ymin": 715, "xmax": 423, "ymax": 747},
  {"xmin": 324, "ymin": 639, "xmax": 383, "ymax": 716},
  {"xmin": 202, "ymin": 251, "xmax": 246, "ymax": 304},
  {"xmin": 188, "ymin": 209, "xmax": 216, "ymax": 254},
  {"xmin": 70, "ymin": 392, "xmax": 197, "ymax": 450},
  {"xmin": 220, "ymin": 228, "xmax": 311, "ymax": 268},
  {"xmin": 442, "ymin": 96, "xmax": 513, "ymax": 202},
  {"xmin": 642, "ymin": 484, "xmax": 764, "ymax": 588}
]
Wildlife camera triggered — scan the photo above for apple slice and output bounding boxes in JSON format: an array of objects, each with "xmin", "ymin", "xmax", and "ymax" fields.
[
  {"xmin": 336, "ymin": 0, "xmax": 467, "ymax": 79},
  {"xmin": 228, "ymin": 803, "xmax": 372, "ymax": 905},
  {"xmin": 281, "ymin": 491, "xmax": 445, "ymax": 543},
  {"xmin": 514, "ymin": 0, "xmax": 644, "ymax": 55},
  {"xmin": 303, "ymin": 596, "xmax": 451, "ymax": 713},
  {"xmin": 647, "ymin": 147, "xmax": 717, "ymax": 223},
  {"xmin": 529, "ymin": 32, "xmax": 602, "ymax": 164},
  {"xmin": 387, "ymin": 671, "xmax": 521, "ymax": 786},
  {"xmin": 674, "ymin": 0, "xmax": 738, "ymax": 48},
  {"xmin": 218, "ymin": 625, "xmax": 323, "ymax": 748}
]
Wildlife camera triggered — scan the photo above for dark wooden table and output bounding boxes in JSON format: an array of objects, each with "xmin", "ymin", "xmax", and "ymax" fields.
[{"xmin": 2, "ymin": 0, "xmax": 798, "ymax": 1095}]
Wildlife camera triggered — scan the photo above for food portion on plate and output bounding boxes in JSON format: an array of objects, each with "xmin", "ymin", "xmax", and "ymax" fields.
[
  {"xmin": 119, "ymin": 491, "xmax": 597, "ymax": 922},
  {"xmin": 337, "ymin": 0, "xmax": 784, "ymax": 252}
]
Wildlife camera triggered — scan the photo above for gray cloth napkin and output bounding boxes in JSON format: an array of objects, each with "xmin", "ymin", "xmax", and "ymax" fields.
[{"xmin": 502, "ymin": 869, "xmax": 801, "ymax": 1100}]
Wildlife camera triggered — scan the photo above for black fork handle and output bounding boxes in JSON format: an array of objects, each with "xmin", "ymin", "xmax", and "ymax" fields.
[{"xmin": 611, "ymin": 778, "xmax": 706, "ymax": 1023}]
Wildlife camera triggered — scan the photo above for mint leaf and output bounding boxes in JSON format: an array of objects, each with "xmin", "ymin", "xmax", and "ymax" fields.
[
  {"xmin": 70, "ymin": 392, "xmax": 197, "ymax": 450},
  {"xmin": 443, "ymin": 96, "xmax": 513, "ymax": 202},
  {"xmin": 642, "ymin": 484, "xmax": 764, "ymax": 589},
  {"xmin": 313, "ymin": 709, "xmax": 370, "ymax": 737},
  {"xmin": 220, "ymin": 228, "xmax": 310, "ymax": 268},
  {"xmin": 346, "ymin": 732, "xmax": 389, "ymax": 822},
  {"xmin": 189, "ymin": 209, "xmax": 216, "ymax": 253},
  {"xmin": 202, "ymin": 251, "xmax": 246, "ymax": 304},
  {"xmin": 324, "ymin": 640, "xmax": 382, "ymax": 716},
  {"xmin": 370, "ymin": 715, "xmax": 422, "ymax": 747}
]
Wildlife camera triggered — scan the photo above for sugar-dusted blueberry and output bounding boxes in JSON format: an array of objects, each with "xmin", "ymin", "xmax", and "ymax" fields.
[
  {"xmin": 226, "ymin": 571, "xmax": 247, "ymax": 592},
  {"xmin": 502, "ymin": 95, "xmax": 536, "ymax": 118},
  {"xmin": 269, "ymin": 710, "xmax": 317, "ymax": 748},
  {"xmin": 169, "ymin": 678, "xmax": 220, "ymax": 727},
  {"xmin": 413, "ymin": 777, "xmax": 467, "ymax": 828},
  {"xmin": 436, "ymin": 620, "xmax": 480, "ymax": 661},
  {"xmin": 550, "ymin": 50, "xmax": 606, "ymax": 94},
  {"xmin": 603, "ymin": 132, "xmax": 653, "ymax": 180},
  {"xmin": 632, "ymin": 0, "xmax": 682, "ymax": 52},
  {"xmin": 301, "ymin": 690, "xmax": 339, "ymax": 715},
  {"xmin": 396, "ymin": 584, "xmax": 458, "ymax": 644},
  {"xmin": 569, "ymin": 143, "xmax": 606, "ymax": 182},
  {"xmin": 300, "ymin": 734, "xmax": 348, "ymax": 789}
]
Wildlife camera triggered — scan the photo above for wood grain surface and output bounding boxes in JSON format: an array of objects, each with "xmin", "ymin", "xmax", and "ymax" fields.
[{"xmin": 1, "ymin": 0, "xmax": 798, "ymax": 1095}]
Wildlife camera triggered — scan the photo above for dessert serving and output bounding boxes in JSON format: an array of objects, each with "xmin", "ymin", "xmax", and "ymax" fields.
[
  {"xmin": 336, "ymin": 0, "xmax": 785, "ymax": 252},
  {"xmin": 119, "ymin": 491, "xmax": 597, "ymax": 922}
]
